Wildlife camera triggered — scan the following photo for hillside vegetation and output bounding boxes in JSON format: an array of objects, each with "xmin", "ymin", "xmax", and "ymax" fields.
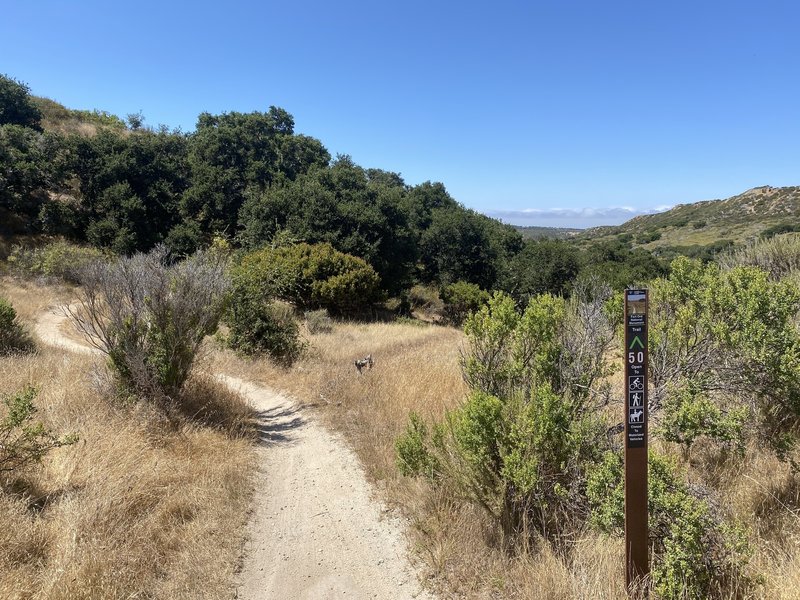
[
  {"xmin": 0, "ymin": 280, "xmax": 256, "ymax": 598},
  {"xmin": 581, "ymin": 185, "xmax": 800, "ymax": 253},
  {"xmin": 5, "ymin": 70, "xmax": 800, "ymax": 600}
]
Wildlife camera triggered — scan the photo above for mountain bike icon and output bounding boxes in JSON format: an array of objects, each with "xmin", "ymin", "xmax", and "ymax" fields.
[{"xmin": 628, "ymin": 376, "xmax": 644, "ymax": 391}]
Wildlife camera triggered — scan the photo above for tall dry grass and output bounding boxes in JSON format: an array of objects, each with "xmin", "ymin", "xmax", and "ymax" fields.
[
  {"xmin": 212, "ymin": 319, "xmax": 633, "ymax": 598},
  {"xmin": 0, "ymin": 278, "xmax": 257, "ymax": 599},
  {"xmin": 215, "ymin": 313, "xmax": 800, "ymax": 599}
]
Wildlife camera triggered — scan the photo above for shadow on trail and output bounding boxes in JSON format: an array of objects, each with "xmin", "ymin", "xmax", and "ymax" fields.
[{"xmin": 255, "ymin": 404, "xmax": 305, "ymax": 446}]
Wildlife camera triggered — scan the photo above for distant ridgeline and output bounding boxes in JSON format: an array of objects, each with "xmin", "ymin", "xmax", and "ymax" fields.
[
  {"xmin": 1, "ymin": 73, "xmax": 797, "ymax": 299},
  {"xmin": 577, "ymin": 186, "xmax": 800, "ymax": 260}
]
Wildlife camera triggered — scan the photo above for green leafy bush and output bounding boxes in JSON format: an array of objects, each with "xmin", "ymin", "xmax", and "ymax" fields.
[
  {"xmin": 659, "ymin": 383, "xmax": 747, "ymax": 456},
  {"xmin": 227, "ymin": 294, "xmax": 305, "ymax": 365},
  {"xmin": 1, "ymin": 386, "xmax": 77, "ymax": 475},
  {"xmin": 225, "ymin": 249, "xmax": 306, "ymax": 363},
  {"xmin": 396, "ymin": 412, "xmax": 439, "ymax": 479},
  {"xmin": 587, "ymin": 451, "xmax": 753, "ymax": 599},
  {"xmin": 649, "ymin": 257, "xmax": 800, "ymax": 459},
  {"xmin": 0, "ymin": 296, "xmax": 35, "ymax": 355},
  {"xmin": 440, "ymin": 281, "xmax": 490, "ymax": 325},
  {"xmin": 235, "ymin": 242, "xmax": 382, "ymax": 315},
  {"xmin": 9, "ymin": 240, "xmax": 107, "ymax": 283},
  {"xmin": 398, "ymin": 287, "xmax": 616, "ymax": 543},
  {"xmin": 636, "ymin": 230, "xmax": 662, "ymax": 244}
]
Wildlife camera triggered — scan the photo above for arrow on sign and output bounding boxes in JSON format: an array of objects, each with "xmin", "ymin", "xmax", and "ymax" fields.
[{"xmin": 629, "ymin": 336, "xmax": 645, "ymax": 350}]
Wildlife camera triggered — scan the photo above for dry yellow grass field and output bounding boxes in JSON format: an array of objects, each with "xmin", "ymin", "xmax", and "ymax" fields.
[
  {"xmin": 5, "ymin": 274, "xmax": 800, "ymax": 599},
  {"xmin": 0, "ymin": 279, "xmax": 257, "ymax": 599},
  {"xmin": 211, "ymin": 319, "xmax": 636, "ymax": 598},
  {"xmin": 216, "ymin": 313, "xmax": 800, "ymax": 599}
]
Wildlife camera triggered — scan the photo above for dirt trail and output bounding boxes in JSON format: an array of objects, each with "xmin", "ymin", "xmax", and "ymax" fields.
[{"xmin": 34, "ymin": 307, "xmax": 433, "ymax": 600}]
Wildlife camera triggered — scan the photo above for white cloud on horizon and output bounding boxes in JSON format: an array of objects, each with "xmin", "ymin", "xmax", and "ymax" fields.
[{"xmin": 485, "ymin": 205, "xmax": 674, "ymax": 228}]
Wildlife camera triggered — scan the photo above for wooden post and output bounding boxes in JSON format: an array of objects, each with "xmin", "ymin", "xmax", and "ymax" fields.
[{"xmin": 624, "ymin": 288, "xmax": 649, "ymax": 591}]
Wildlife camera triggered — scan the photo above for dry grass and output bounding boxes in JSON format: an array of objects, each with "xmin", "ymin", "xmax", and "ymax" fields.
[
  {"xmin": 215, "ymin": 313, "xmax": 800, "ymax": 599},
  {"xmin": 212, "ymin": 319, "xmax": 635, "ymax": 598},
  {"xmin": 0, "ymin": 279, "xmax": 257, "ymax": 599}
]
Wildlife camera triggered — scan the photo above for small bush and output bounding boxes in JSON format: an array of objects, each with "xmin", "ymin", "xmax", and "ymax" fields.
[
  {"xmin": 649, "ymin": 257, "xmax": 800, "ymax": 459},
  {"xmin": 226, "ymin": 262, "xmax": 306, "ymax": 364},
  {"xmin": 407, "ymin": 284, "xmax": 445, "ymax": 320},
  {"xmin": 760, "ymin": 222, "xmax": 800, "ymax": 239},
  {"xmin": 1, "ymin": 386, "xmax": 77, "ymax": 475},
  {"xmin": 398, "ymin": 287, "xmax": 616, "ymax": 544},
  {"xmin": 305, "ymin": 309, "xmax": 334, "ymax": 334},
  {"xmin": 659, "ymin": 383, "xmax": 747, "ymax": 456},
  {"xmin": 69, "ymin": 246, "xmax": 229, "ymax": 400},
  {"xmin": 440, "ymin": 280, "xmax": 490, "ymax": 325},
  {"xmin": 9, "ymin": 240, "xmax": 106, "ymax": 283},
  {"xmin": 587, "ymin": 451, "xmax": 753, "ymax": 599},
  {"xmin": 396, "ymin": 412, "xmax": 439, "ymax": 479},
  {"xmin": 227, "ymin": 298, "xmax": 305, "ymax": 365},
  {"xmin": 636, "ymin": 230, "xmax": 662, "ymax": 244},
  {"xmin": 0, "ymin": 297, "xmax": 35, "ymax": 355}
]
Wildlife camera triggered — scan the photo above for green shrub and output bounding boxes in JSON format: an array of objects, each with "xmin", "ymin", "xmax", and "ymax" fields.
[
  {"xmin": 636, "ymin": 230, "xmax": 662, "ymax": 244},
  {"xmin": 672, "ymin": 217, "xmax": 690, "ymax": 228},
  {"xmin": 1, "ymin": 386, "xmax": 77, "ymax": 475},
  {"xmin": 226, "ymin": 260, "xmax": 305, "ymax": 363},
  {"xmin": 440, "ymin": 280, "xmax": 490, "ymax": 325},
  {"xmin": 649, "ymin": 257, "xmax": 800, "ymax": 459},
  {"xmin": 760, "ymin": 222, "xmax": 800, "ymax": 239},
  {"xmin": 305, "ymin": 309, "xmax": 334, "ymax": 334},
  {"xmin": 693, "ymin": 220, "xmax": 707, "ymax": 229},
  {"xmin": 398, "ymin": 286, "xmax": 616, "ymax": 543},
  {"xmin": 9, "ymin": 240, "xmax": 107, "ymax": 283},
  {"xmin": 587, "ymin": 451, "xmax": 753, "ymax": 599},
  {"xmin": 0, "ymin": 297, "xmax": 35, "ymax": 355},
  {"xmin": 396, "ymin": 412, "xmax": 439, "ymax": 479},
  {"xmin": 236, "ymin": 242, "xmax": 382, "ymax": 315},
  {"xmin": 227, "ymin": 296, "xmax": 305, "ymax": 365},
  {"xmin": 659, "ymin": 383, "xmax": 747, "ymax": 456}
]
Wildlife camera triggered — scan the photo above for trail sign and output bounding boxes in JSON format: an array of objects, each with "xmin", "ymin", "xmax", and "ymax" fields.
[{"xmin": 624, "ymin": 288, "xmax": 649, "ymax": 590}]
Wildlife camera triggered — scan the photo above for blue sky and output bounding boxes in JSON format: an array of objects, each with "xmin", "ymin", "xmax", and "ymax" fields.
[{"xmin": 2, "ymin": 0, "xmax": 798, "ymax": 227}]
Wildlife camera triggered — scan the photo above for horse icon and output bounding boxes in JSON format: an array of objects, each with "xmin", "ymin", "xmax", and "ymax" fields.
[{"xmin": 629, "ymin": 409, "xmax": 643, "ymax": 423}]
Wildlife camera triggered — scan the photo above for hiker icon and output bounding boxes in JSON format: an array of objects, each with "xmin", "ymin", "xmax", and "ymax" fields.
[{"xmin": 629, "ymin": 392, "xmax": 642, "ymax": 407}]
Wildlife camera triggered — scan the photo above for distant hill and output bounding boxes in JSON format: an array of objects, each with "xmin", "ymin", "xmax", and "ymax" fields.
[
  {"xmin": 513, "ymin": 225, "xmax": 583, "ymax": 240},
  {"xmin": 579, "ymin": 186, "xmax": 800, "ymax": 251},
  {"xmin": 32, "ymin": 96, "xmax": 127, "ymax": 135}
]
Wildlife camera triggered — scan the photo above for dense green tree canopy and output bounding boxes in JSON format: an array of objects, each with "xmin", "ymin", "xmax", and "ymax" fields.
[
  {"xmin": 238, "ymin": 156, "xmax": 416, "ymax": 294},
  {"xmin": 73, "ymin": 128, "xmax": 190, "ymax": 253},
  {"xmin": 0, "ymin": 74, "xmax": 42, "ymax": 130},
  {"xmin": 0, "ymin": 80, "xmax": 685, "ymax": 302},
  {"xmin": 182, "ymin": 107, "xmax": 330, "ymax": 235}
]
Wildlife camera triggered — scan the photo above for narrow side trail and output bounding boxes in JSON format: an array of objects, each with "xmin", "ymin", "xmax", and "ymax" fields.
[{"xmin": 33, "ymin": 307, "xmax": 433, "ymax": 600}]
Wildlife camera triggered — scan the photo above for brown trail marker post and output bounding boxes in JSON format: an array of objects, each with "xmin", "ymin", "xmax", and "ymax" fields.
[{"xmin": 625, "ymin": 288, "xmax": 649, "ymax": 591}]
